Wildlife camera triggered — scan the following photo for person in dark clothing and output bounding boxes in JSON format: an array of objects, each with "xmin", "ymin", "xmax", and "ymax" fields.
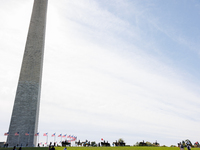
[
  {"xmin": 48, "ymin": 146, "xmax": 51, "ymax": 150},
  {"xmin": 51, "ymin": 146, "xmax": 55, "ymax": 150},
  {"xmin": 187, "ymin": 145, "xmax": 191, "ymax": 150}
]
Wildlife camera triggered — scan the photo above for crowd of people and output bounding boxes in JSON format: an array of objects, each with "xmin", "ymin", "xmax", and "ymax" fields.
[{"xmin": 178, "ymin": 141, "xmax": 191, "ymax": 150}]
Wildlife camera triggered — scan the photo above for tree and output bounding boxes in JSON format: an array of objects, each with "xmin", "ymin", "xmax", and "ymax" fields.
[
  {"xmin": 118, "ymin": 138, "xmax": 125, "ymax": 143},
  {"xmin": 134, "ymin": 142, "xmax": 139, "ymax": 146},
  {"xmin": 146, "ymin": 141, "xmax": 153, "ymax": 146},
  {"xmin": 185, "ymin": 139, "xmax": 192, "ymax": 146},
  {"xmin": 91, "ymin": 141, "xmax": 97, "ymax": 147}
]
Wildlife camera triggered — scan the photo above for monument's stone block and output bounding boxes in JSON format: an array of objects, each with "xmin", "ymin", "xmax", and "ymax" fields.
[{"xmin": 7, "ymin": 0, "xmax": 48, "ymax": 147}]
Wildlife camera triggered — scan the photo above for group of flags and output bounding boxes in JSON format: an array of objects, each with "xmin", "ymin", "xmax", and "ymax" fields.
[
  {"xmin": 4, "ymin": 132, "xmax": 77, "ymax": 140},
  {"xmin": 55, "ymin": 134, "xmax": 77, "ymax": 142},
  {"xmin": 43, "ymin": 133, "xmax": 77, "ymax": 142},
  {"xmin": 4, "ymin": 132, "xmax": 29, "ymax": 136},
  {"xmin": 66, "ymin": 135, "xmax": 77, "ymax": 142}
]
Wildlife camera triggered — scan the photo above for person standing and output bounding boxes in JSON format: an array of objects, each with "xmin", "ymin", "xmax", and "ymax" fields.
[
  {"xmin": 181, "ymin": 143, "xmax": 184, "ymax": 150},
  {"xmin": 187, "ymin": 144, "xmax": 191, "ymax": 150}
]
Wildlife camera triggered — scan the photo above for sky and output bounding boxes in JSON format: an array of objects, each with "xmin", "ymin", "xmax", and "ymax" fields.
[{"xmin": 0, "ymin": 0, "xmax": 200, "ymax": 147}]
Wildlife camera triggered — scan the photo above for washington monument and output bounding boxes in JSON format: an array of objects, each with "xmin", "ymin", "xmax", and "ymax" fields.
[{"xmin": 7, "ymin": 0, "xmax": 48, "ymax": 146}]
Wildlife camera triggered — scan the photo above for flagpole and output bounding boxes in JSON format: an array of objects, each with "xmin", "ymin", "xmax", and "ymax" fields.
[
  {"xmin": 7, "ymin": 134, "xmax": 9, "ymax": 146},
  {"xmin": 18, "ymin": 133, "xmax": 20, "ymax": 146},
  {"xmin": 27, "ymin": 133, "xmax": 29, "ymax": 146},
  {"xmin": 28, "ymin": 134, "xmax": 30, "ymax": 146},
  {"xmin": 38, "ymin": 133, "xmax": 40, "ymax": 147},
  {"xmin": 47, "ymin": 133, "xmax": 48, "ymax": 146}
]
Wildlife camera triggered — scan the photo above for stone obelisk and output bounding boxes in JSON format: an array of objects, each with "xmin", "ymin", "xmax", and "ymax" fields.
[{"xmin": 7, "ymin": 0, "xmax": 48, "ymax": 147}]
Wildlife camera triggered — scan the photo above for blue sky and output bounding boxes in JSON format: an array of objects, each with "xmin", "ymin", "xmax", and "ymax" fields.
[{"xmin": 0, "ymin": 0, "xmax": 200, "ymax": 146}]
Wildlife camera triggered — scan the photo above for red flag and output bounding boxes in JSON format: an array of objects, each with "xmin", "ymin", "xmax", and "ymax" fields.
[
  {"xmin": 35, "ymin": 133, "xmax": 39, "ymax": 136},
  {"xmin": 62, "ymin": 134, "xmax": 67, "ymax": 138},
  {"xmin": 25, "ymin": 132, "xmax": 29, "ymax": 136},
  {"xmin": 15, "ymin": 132, "xmax": 19, "ymax": 136},
  {"xmin": 4, "ymin": 132, "xmax": 9, "ymax": 136},
  {"xmin": 43, "ymin": 133, "xmax": 48, "ymax": 136}
]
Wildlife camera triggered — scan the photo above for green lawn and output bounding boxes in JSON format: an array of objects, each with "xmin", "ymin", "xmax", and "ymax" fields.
[
  {"xmin": 56, "ymin": 147, "xmax": 180, "ymax": 150},
  {"xmin": 0, "ymin": 147, "xmax": 199, "ymax": 150}
]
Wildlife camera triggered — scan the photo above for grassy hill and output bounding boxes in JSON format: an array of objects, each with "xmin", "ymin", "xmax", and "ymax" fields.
[{"xmin": 0, "ymin": 147, "xmax": 199, "ymax": 150}]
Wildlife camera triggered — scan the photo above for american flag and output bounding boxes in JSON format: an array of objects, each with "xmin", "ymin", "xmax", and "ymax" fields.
[
  {"xmin": 67, "ymin": 135, "xmax": 76, "ymax": 140},
  {"xmin": 62, "ymin": 134, "xmax": 66, "ymax": 138},
  {"xmin": 25, "ymin": 132, "xmax": 29, "ymax": 136},
  {"xmin": 45, "ymin": 142, "xmax": 47, "ymax": 145},
  {"xmin": 15, "ymin": 132, "xmax": 19, "ymax": 136},
  {"xmin": 58, "ymin": 134, "xmax": 62, "ymax": 137},
  {"xmin": 52, "ymin": 133, "xmax": 56, "ymax": 137},
  {"xmin": 4, "ymin": 132, "xmax": 9, "ymax": 136},
  {"xmin": 71, "ymin": 135, "xmax": 77, "ymax": 140},
  {"xmin": 40, "ymin": 142, "xmax": 42, "ymax": 145},
  {"xmin": 35, "ymin": 133, "xmax": 39, "ymax": 136},
  {"xmin": 43, "ymin": 133, "xmax": 48, "ymax": 136}
]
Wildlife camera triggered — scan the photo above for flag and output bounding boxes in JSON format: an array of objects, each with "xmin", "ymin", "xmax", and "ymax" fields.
[
  {"xmin": 35, "ymin": 133, "xmax": 39, "ymax": 136},
  {"xmin": 43, "ymin": 133, "xmax": 48, "ymax": 136},
  {"xmin": 58, "ymin": 134, "xmax": 62, "ymax": 137},
  {"xmin": 45, "ymin": 142, "xmax": 47, "ymax": 145},
  {"xmin": 71, "ymin": 135, "xmax": 77, "ymax": 140},
  {"xmin": 40, "ymin": 142, "xmax": 42, "ymax": 145},
  {"xmin": 4, "ymin": 132, "xmax": 9, "ymax": 136},
  {"xmin": 101, "ymin": 138, "xmax": 103, "ymax": 141},
  {"xmin": 67, "ymin": 135, "xmax": 71, "ymax": 138},
  {"xmin": 73, "ymin": 136, "xmax": 77, "ymax": 141},
  {"xmin": 52, "ymin": 133, "xmax": 56, "ymax": 137},
  {"xmin": 62, "ymin": 134, "xmax": 66, "ymax": 138},
  {"xmin": 25, "ymin": 132, "xmax": 29, "ymax": 136},
  {"xmin": 15, "ymin": 132, "xmax": 19, "ymax": 136}
]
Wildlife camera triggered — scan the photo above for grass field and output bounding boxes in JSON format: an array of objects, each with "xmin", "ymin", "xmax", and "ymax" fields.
[{"xmin": 0, "ymin": 147, "xmax": 199, "ymax": 150}]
